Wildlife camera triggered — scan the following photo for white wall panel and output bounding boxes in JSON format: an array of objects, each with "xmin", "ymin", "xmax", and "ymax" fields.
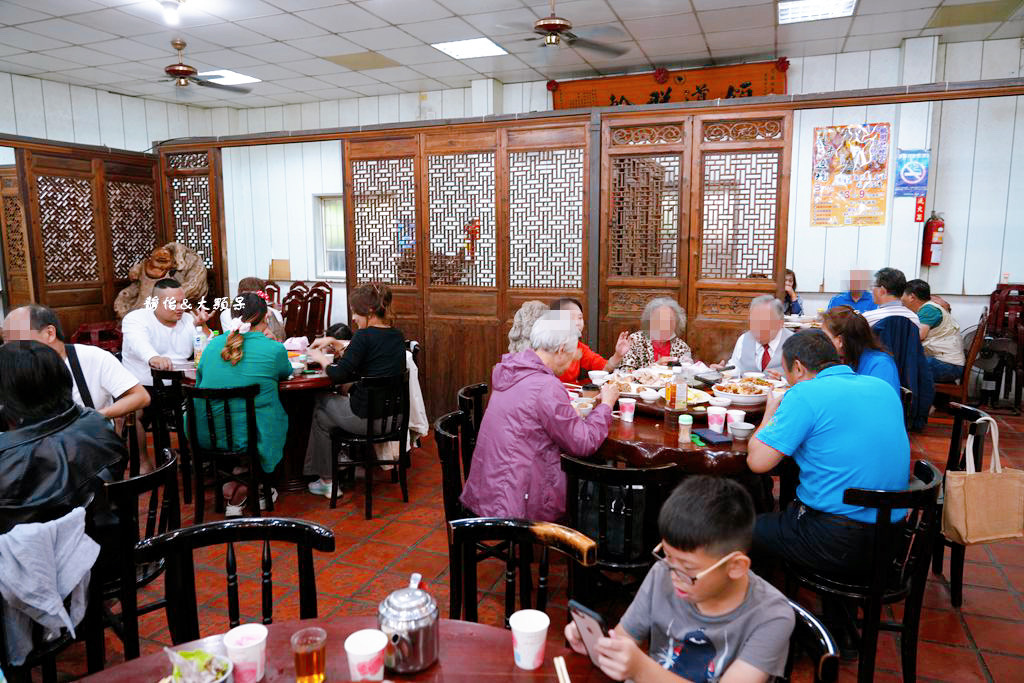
[
  {"xmin": 339, "ymin": 100, "xmax": 359, "ymax": 127},
  {"xmin": 41, "ymin": 81, "xmax": 74, "ymax": 143},
  {"xmin": 143, "ymin": 99, "xmax": 168, "ymax": 145},
  {"xmin": 441, "ymin": 88, "xmax": 463, "ymax": 118},
  {"xmin": 358, "ymin": 97, "xmax": 378, "ymax": 125},
  {"xmin": 187, "ymin": 107, "xmax": 212, "ymax": 137},
  {"xmin": 319, "ymin": 100, "xmax": 339, "ymax": 129},
  {"xmin": 420, "ymin": 90, "xmax": 442, "ymax": 120},
  {"xmin": 97, "ymin": 90, "xmax": 125, "ymax": 149},
  {"xmin": 69, "ymin": 85, "xmax": 100, "ymax": 146},
  {"xmin": 1000, "ymin": 96, "xmax": 1024, "ymax": 282},
  {"xmin": 0, "ymin": 74, "xmax": 16, "ymax": 135},
  {"xmin": 167, "ymin": 104, "xmax": 189, "ymax": 140},
  {"xmin": 264, "ymin": 106, "xmax": 284, "ymax": 133},
  {"xmin": 12, "ymin": 75, "xmax": 46, "ymax": 139},
  {"xmin": 121, "ymin": 97, "xmax": 149, "ymax": 151},
  {"xmin": 300, "ymin": 102, "xmax": 319, "ymax": 130},
  {"xmin": 378, "ymin": 94, "xmax": 400, "ymax": 124}
]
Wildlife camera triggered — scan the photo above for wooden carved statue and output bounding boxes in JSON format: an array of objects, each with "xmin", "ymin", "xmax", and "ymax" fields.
[{"xmin": 113, "ymin": 242, "xmax": 208, "ymax": 319}]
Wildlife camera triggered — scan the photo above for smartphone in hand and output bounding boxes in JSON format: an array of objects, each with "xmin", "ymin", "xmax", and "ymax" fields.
[{"xmin": 569, "ymin": 599, "xmax": 610, "ymax": 668}]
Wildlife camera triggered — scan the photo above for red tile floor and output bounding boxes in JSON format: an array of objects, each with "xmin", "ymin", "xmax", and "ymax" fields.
[{"xmin": 45, "ymin": 410, "xmax": 1024, "ymax": 682}]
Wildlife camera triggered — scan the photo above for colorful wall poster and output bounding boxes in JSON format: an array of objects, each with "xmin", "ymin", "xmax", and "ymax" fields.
[
  {"xmin": 894, "ymin": 149, "xmax": 930, "ymax": 197},
  {"xmin": 811, "ymin": 123, "xmax": 891, "ymax": 226}
]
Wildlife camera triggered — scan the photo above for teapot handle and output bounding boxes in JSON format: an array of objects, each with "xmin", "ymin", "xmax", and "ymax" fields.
[{"xmin": 408, "ymin": 572, "xmax": 422, "ymax": 590}]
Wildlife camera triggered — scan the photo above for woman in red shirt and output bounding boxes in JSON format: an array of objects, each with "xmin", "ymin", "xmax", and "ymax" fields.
[{"xmin": 550, "ymin": 298, "xmax": 630, "ymax": 384}]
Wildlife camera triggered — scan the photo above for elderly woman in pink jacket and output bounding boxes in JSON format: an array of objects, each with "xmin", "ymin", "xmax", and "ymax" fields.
[{"xmin": 460, "ymin": 312, "xmax": 620, "ymax": 522}]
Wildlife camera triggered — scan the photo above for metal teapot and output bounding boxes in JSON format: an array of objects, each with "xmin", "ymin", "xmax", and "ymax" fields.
[{"xmin": 377, "ymin": 572, "xmax": 439, "ymax": 673}]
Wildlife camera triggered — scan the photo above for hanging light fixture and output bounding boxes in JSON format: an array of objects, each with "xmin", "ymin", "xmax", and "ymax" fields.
[{"xmin": 159, "ymin": 0, "xmax": 185, "ymax": 26}]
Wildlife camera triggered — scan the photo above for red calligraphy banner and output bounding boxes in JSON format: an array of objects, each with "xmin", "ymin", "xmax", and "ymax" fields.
[{"xmin": 551, "ymin": 60, "xmax": 787, "ymax": 110}]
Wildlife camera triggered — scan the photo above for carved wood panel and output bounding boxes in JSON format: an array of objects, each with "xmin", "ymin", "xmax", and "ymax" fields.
[
  {"xmin": 36, "ymin": 174, "xmax": 99, "ymax": 284},
  {"xmin": 351, "ymin": 157, "xmax": 417, "ymax": 286},
  {"xmin": 170, "ymin": 174, "xmax": 213, "ymax": 269},
  {"xmin": 609, "ymin": 155, "xmax": 681, "ymax": 277},
  {"xmin": 427, "ymin": 152, "xmax": 495, "ymax": 287},
  {"xmin": 107, "ymin": 181, "xmax": 158, "ymax": 279},
  {"xmin": 0, "ymin": 167, "xmax": 32, "ymax": 307}
]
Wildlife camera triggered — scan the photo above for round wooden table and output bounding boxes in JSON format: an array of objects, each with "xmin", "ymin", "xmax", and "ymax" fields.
[{"xmin": 80, "ymin": 617, "xmax": 610, "ymax": 682}]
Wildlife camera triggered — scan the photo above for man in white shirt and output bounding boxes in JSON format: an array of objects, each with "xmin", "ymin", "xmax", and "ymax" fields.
[
  {"xmin": 2, "ymin": 304, "xmax": 150, "ymax": 419},
  {"xmin": 861, "ymin": 267, "xmax": 923, "ymax": 330},
  {"xmin": 714, "ymin": 295, "xmax": 795, "ymax": 377},
  {"xmin": 121, "ymin": 278, "xmax": 210, "ymax": 386}
]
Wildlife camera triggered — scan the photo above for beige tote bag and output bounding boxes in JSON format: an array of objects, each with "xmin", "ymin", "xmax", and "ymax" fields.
[{"xmin": 942, "ymin": 416, "xmax": 1024, "ymax": 545}]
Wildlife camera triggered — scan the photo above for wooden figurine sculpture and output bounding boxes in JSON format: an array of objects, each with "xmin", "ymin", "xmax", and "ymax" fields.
[{"xmin": 113, "ymin": 242, "xmax": 208, "ymax": 319}]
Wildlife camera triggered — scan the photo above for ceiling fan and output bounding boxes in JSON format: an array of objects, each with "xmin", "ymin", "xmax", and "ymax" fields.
[
  {"xmin": 162, "ymin": 39, "xmax": 253, "ymax": 94},
  {"xmin": 523, "ymin": 0, "xmax": 629, "ymax": 57}
]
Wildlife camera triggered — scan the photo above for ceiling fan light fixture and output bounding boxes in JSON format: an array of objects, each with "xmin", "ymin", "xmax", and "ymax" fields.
[
  {"xmin": 544, "ymin": 33, "xmax": 560, "ymax": 46},
  {"xmin": 175, "ymin": 77, "xmax": 189, "ymax": 86}
]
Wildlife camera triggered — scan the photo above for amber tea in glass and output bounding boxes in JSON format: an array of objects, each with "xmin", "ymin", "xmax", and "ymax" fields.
[{"xmin": 291, "ymin": 627, "xmax": 327, "ymax": 683}]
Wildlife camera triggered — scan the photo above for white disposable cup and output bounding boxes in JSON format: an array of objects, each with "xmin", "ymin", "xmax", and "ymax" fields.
[
  {"xmin": 344, "ymin": 628, "xmax": 388, "ymax": 681},
  {"xmin": 726, "ymin": 409, "xmax": 746, "ymax": 425},
  {"xmin": 509, "ymin": 609, "xmax": 550, "ymax": 671},
  {"xmin": 707, "ymin": 406, "xmax": 728, "ymax": 433},
  {"xmin": 618, "ymin": 398, "xmax": 636, "ymax": 423},
  {"xmin": 222, "ymin": 623, "xmax": 268, "ymax": 683}
]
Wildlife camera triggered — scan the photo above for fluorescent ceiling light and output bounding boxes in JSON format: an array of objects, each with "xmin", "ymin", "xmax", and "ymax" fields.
[
  {"xmin": 160, "ymin": 0, "xmax": 181, "ymax": 26},
  {"xmin": 430, "ymin": 37, "xmax": 507, "ymax": 60},
  {"xmin": 778, "ymin": 0, "xmax": 857, "ymax": 24},
  {"xmin": 198, "ymin": 69, "xmax": 261, "ymax": 85}
]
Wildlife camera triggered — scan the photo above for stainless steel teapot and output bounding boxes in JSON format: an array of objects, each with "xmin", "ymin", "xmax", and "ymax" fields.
[{"xmin": 377, "ymin": 572, "xmax": 439, "ymax": 673}]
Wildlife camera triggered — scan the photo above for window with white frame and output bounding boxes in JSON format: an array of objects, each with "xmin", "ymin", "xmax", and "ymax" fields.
[{"xmin": 316, "ymin": 195, "xmax": 345, "ymax": 278}]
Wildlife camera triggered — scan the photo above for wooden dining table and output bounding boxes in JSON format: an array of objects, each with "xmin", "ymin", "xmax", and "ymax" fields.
[{"xmin": 80, "ymin": 617, "xmax": 611, "ymax": 682}]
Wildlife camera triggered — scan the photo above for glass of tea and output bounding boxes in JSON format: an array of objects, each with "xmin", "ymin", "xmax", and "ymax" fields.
[{"xmin": 291, "ymin": 626, "xmax": 328, "ymax": 683}]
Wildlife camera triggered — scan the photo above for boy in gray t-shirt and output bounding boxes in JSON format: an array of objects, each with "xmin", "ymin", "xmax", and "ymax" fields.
[{"xmin": 566, "ymin": 476, "xmax": 794, "ymax": 682}]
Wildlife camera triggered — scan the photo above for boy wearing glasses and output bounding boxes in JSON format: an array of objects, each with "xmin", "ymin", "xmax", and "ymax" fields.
[{"xmin": 565, "ymin": 476, "xmax": 794, "ymax": 682}]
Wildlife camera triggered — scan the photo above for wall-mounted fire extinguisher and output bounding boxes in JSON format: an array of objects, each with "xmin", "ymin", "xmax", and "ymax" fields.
[{"xmin": 922, "ymin": 211, "xmax": 944, "ymax": 266}]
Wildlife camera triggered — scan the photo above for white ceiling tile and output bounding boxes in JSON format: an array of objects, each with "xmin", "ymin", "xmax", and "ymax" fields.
[
  {"xmin": 0, "ymin": 44, "xmax": 25, "ymax": 58},
  {"xmin": 464, "ymin": 9, "xmax": 539, "ymax": 36},
  {"xmin": 378, "ymin": 44, "xmax": 450, "ymax": 64},
  {"xmin": 413, "ymin": 59, "xmax": 478, "ymax": 77},
  {"xmin": 647, "ymin": 50, "xmax": 714, "ymax": 67},
  {"xmin": 439, "ymin": 0, "xmax": 522, "ymax": 13},
  {"xmin": 265, "ymin": 0, "xmax": 339, "ymax": 10},
  {"xmin": 135, "ymin": 31, "xmax": 222, "ymax": 55},
  {"xmin": 776, "ymin": 17, "xmax": 851, "ymax": 42},
  {"xmin": 710, "ymin": 46, "xmax": 777, "ymax": 62},
  {"xmin": 921, "ymin": 22, "xmax": 1005, "ymax": 43},
  {"xmin": 526, "ymin": 0, "xmax": 618, "ymax": 27},
  {"xmin": 517, "ymin": 47, "xmax": 589, "ymax": 68},
  {"xmin": 691, "ymin": 0, "xmax": 770, "ymax": 9},
  {"xmin": 777, "ymin": 38, "xmax": 846, "ymax": 57},
  {"xmin": 0, "ymin": 4, "xmax": 50, "ymax": 25},
  {"xmin": 639, "ymin": 36, "xmax": 709, "ymax": 57},
  {"xmin": 843, "ymin": 30, "xmax": 915, "ymax": 52},
  {"xmin": 341, "ymin": 26, "xmax": 422, "ymax": 50},
  {"xmin": 296, "ymin": 5, "xmax": 388, "ymax": 33},
  {"xmin": 228, "ymin": 94, "xmax": 290, "ymax": 106},
  {"xmin": 855, "ymin": 0, "xmax": 939, "ymax": 14},
  {"xmin": 201, "ymin": 0, "xmax": 282, "ymax": 21},
  {"xmin": 399, "ymin": 17, "xmax": 480, "ymax": 44},
  {"xmin": 303, "ymin": 86, "xmax": 359, "ymax": 99},
  {"xmin": 237, "ymin": 14, "xmax": 326, "ymax": 41},
  {"xmin": 850, "ymin": 10, "xmax": 936, "ymax": 36},
  {"xmin": 54, "ymin": 66, "xmax": 126, "ymax": 84},
  {"xmin": 614, "ymin": 0, "xmax": 698, "ymax": 20},
  {"xmin": 0, "ymin": 26, "xmax": 69, "ymax": 50},
  {"xmin": 316, "ymin": 71, "xmax": 381, "ymax": 87},
  {"xmin": 486, "ymin": 68, "xmax": 545, "ymax": 83},
  {"xmin": 249, "ymin": 82, "xmax": 297, "ymax": 96},
  {"xmin": 78, "ymin": 0, "xmax": 137, "ymax": 5},
  {"xmin": 285, "ymin": 34, "xmax": 362, "ymax": 56},
  {"xmin": 989, "ymin": 20, "xmax": 1024, "ymax": 40},
  {"xmin": 188, "ymin": 49, "xmax": 265, "ymax": 70},
  {"xmin": 3, "ymin": 51, "xmax": 79, "ymax": 72},
  {"xmin": 437, "ymin": 74, "xmax": 475, "ymax": 88},
  {"xmin": 391, "ymin": 77, "xmax": 448, "ymax": 91},
  {"xmin": 235, "ymin": 42, "xmax": 314, "ymax": 62},
  {"xmin": 698, "ymin": 5, "xmax": 776, "ymax": 33},
  {"xmin": 535, "ymin": 65, "xmax": 597, "ymax": 80},
  {"xmin": 269, "ymin": 90, "xmax": 323, "ymax": 103},
  {"xmin": 0, "ymin": 58, "xmax": 37, "ymax": 74},
  {"xmin": 183, "ymin": 23, "xmax": 274, "ymax": 47},
  {"xmin": 118, "ymin": 2, "xmax": 222, "ymax": 28},
  {"xmin": 578, "ymin": 42, "xmax": 646, "ymax": 63},
  {"xmin": 40, "ymin": 45, "xmax": 124, "ymax": 66},
  {"xmin": 65, "ymin": 8, "xmax": 165, "ymax": 36},
  {"xmin": 112, "ymin": 58, "xmax": 168, "ymax": 80},
  {"xmin": 238, "ymin": 63, "xmax": 304, "ymax": 80},
  {"xmin": 623, "ymin": 13, "xmax": 700, "ymax": 40},
  {"xmin": 347, "ymin": 82, "xmax": 404, "ymax": 95},
  {"xmin": 460, "ymin": 53, "xmax": 529, "ymax": 71},
  {"xmin": 280, "ymin": 57, "xmax": 349, "ymax": 75},
  {"xmin": 21, "ymin": 18, "xmax": 117, "ymax": 44},
  {"xmin": 274, "ymin": 75, "xmax": 334, "ymax": 91},
  {"xmin": 359, "ymin": 0, "xmax": 452, "ymax": 24},
  {"xmin": 706, "ymin": 28, "xmax": 775, "ymax": 50},
  {"xmin": 86, "ymin": 37, "xmax": 168, "ymax": 60},
  {"xmin": 9, "ymin": 0, "xmax": 105, "ymax": 15},
  {"xmin": 358, "ymin": 65, "xmax": 422, "ymax": 81},
  {"xmin": 496, "ymin": 33, "xmax": 544, "ymax": 54}
]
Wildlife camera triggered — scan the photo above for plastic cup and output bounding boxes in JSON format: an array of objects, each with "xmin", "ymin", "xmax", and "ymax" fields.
[
  {"xmin": 223, "ymin": 623, "xmax": 268, "ymax": 683},
  {"xmin": 509, "ymin": 609, "xmax": 550, "ymax": 671},
  {"xmin": 618, "ymin": 397, "xmax": 636, "ymax": 422},
  {"xmin": 291, "ymin": 627, "xmax": 328, "ymax": 683},
  {"xmin": 344, "ymin": 628, "xmax": 388, "ymax": 681},
  {"xmin": 707, "ymin": 406, "xmax": 728, "ymax": 433},
  {"xmin": 726, "ymin": 409, "xmax": 746, "ymax": 425}
]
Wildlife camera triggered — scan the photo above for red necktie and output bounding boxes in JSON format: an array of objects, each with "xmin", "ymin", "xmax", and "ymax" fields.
[{"xmin": 761, "ymin": 344, "xmax": 771, "ymax": 371}]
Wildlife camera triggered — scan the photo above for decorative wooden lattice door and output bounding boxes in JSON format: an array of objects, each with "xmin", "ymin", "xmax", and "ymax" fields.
[
  {"xmin": 600, "ymin": 112, "xmax": 791, "ymax": 362},
  {"xmin": 0, "ymin": 163, "xmax": 32, "ymax": 309}
]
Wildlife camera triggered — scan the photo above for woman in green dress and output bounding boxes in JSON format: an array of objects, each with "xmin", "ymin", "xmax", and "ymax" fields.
[{"xmin": 196, "ymin": 291, "xmax": 292, "ymax": 516}]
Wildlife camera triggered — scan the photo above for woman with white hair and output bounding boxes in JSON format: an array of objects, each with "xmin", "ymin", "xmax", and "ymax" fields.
[
  {"xmin": 507, "ymin": 300, "xmax": 549, "ymax": 353},
  {"xmin": 460, "ymin": 312, "xmax": 620, "ymax": 522},
  {"xmin": 618, "ymin": 297, "xmax": 693, "ymax": 371}
]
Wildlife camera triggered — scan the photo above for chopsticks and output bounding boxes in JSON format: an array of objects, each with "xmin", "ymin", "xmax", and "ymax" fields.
[
  {"xmin": 563, "ymin": 382, "xmax": 583, "ymax": 391},
  {"xmin": 554, "ymin": 655, "xmax": 571, "ymax": 683}
]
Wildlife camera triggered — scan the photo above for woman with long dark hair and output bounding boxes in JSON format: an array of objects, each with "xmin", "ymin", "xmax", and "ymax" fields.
[
  {"xmin": 784, "ymin": 269, "xmax": 803, "ymax": 315},
  {"xmin": 305, "ymin": 283, "xmax": 405, "ymax": 499},
  {"xmin": 195, "ymin": 291, "xmax": 292, "ymax": 515},
  {"xmin": 820, "ymin": 305, "xmax": 900, "ymax": 395}
]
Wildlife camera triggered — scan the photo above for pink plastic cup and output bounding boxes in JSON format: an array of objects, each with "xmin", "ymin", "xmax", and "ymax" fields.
[
  {"xmin": 707, "ymin": 406, "xmax": 728, "ymax": 433},
  {"xmin": 618, "ymin": 398, "xmax": 636, "ymax": 423}
]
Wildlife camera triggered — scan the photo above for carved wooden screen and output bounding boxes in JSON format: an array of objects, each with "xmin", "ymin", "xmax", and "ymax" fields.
[
  {"xmin": 0, "ymin": 166, "xmax": 33, "ymax": 308},
  {"xmin": 161, "ymin": 148, "xmax": 226, "ymax": 297}
]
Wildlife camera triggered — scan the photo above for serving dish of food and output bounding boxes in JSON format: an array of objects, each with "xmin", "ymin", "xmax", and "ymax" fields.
[
  {"xmin": 656, "ymin": 387, "xmax": 713, "ymax": 405},
  {"xmin": 712, "ymin": 380, "xmax": 769, "ymax": 405},
  {"xmin": 611, "ymin": 366, "xmax": 677, "ymax": 395}
]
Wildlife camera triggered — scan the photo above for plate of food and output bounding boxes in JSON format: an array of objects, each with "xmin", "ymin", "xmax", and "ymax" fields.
[
  {"xmin": 657, "ymin": 387, "xmax": 713, "ymax": 405},
  {"xmin": 712, "ymin": 381, "xmax": 769, "ymax": 405}
]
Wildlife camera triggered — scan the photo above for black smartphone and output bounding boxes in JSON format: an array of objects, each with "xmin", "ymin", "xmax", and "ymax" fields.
[
  {"xmin": 693, "ymin": 427, "xmax": 733, "ymax": 445},
  {"xmin": 568, "ymin": 599, "xmax": 610, "ymax": 667}
]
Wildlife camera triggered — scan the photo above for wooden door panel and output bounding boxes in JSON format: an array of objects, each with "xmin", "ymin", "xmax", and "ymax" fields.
[
  {"xmin": 425, "ymin": 318, "xmax": 500, "ymax": 417},
  {"xmin": 0, "ymin": 167, "xmax": 32, "ymax": 308}
]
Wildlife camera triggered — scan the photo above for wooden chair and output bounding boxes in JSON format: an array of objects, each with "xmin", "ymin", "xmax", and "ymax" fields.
[
  {"xmin": 931, "ymin": 403, "xmax": 990, "ymax": 607},
  {"xmin": 785, "ymin": 460, "xmax": 941, "ymax": 683},
  {"xmin": 784, "ymin": 600, "xmax": 840, "ymax": 683},
  {"xmin": 150, "ymin": 369, "xmax": 192, "ymax": 504},
  {"xmin": 304, "ymin": 290, "xmax": 328, "ymax": 342},
  {"xmin": 288, "ymin": 280, "xmax": 310, "ymax": 295},
  {"xmin": 101, "ymin": 451, "xmax": 181, "ymax": 660},
  {"xmin": 935, "ymin": 307, "xmax": 988, "ymax": 405},
  {"xmin": 456, "ymin": 382, "xmax": 488, "ymax": 463},
  {"xmin": 182, "ymin": 384, "xmax": 274, "ymax": 522},
  {"xmin": 406, "ymin": 339, "xmax": 421, "ymax": 368},
  {"xmin": 281, "ymin": 288, "xmax": 309, "ymax": 340},
  {"xmin": 69, "ymin": 321, "xmax": 122, "ymax": 354},
  {"xmin": 900, "ymin": 386, "xmax": 913, "ymax": 430},
  {"xmin": 330, "ymin": 371, "xmax": 411, "ymax": 519},
  {"xmin": 309, "ymin": 281, "xmax": 333, "ymax": 326},
  {"xmin": 134, "ymin": 518, "xmax": 335, "ymax": 644},
  {"xmin": 264, "ymin": 281, "xmax": 281, "ymax": 306},
  {"xmin": 448, "ymin": 517, "xmax": 597, "ymax": 626}
]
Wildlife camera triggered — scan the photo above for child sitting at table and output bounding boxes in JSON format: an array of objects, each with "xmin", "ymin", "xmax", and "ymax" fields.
[{"xmin": 565, "ymin": 476, "xmax": 794, "ymax": 682}]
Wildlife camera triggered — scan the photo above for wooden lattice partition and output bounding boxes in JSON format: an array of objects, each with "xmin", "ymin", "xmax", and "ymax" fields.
[{"xmin": 0, "ymin": 164, "xmax": 32, "ymax": 309}]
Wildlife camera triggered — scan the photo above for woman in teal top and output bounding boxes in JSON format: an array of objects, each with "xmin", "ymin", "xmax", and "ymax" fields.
[
  {"xmin": 196, "ymin": 292, "xmax": 292, "ymax": 514},
  {"xmin": 820, "ymin": 305, "xmax": 901, "ymax": 396}
]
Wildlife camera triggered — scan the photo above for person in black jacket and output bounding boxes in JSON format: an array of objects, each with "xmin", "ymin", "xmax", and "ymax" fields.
[
  {"xmin": 0, "ymin": 341, "xmax": 126, "ymax": 534},
  {"xmin": 304, "ymin": 283, "xmax": 405, "ymax": 499}
]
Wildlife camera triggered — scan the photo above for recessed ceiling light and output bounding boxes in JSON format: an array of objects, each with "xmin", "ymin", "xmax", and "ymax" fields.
[
  {"xmin": 778, "ymin": 0, "xmax": 857, "ymax": 24},
  {"xmin": 430, "ymin": 37, "xmax": 507, "ymax": 60},
  {"xmin": 198, "ymin": 69, "xmax": 261, "ymax": 85}
]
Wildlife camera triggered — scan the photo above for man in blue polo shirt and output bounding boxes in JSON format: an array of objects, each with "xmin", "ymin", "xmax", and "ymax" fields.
[
  {"xmin": 827, "ymin": 268, "xmax": 877, "ymax": 313},
  {"xmin": 746, "ymin": 329, "xmax": 910, "ymax": 578}
]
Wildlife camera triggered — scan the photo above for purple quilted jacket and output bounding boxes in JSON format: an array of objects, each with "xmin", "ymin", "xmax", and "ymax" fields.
[{"xmin": 460, "ymin": 350, "xmax": 612, "ymax": 522}]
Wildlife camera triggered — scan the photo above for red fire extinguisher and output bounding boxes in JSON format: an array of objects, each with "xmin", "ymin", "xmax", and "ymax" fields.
[{"xmin": 922, "ymin": 211, "xmax": 944, "ymax": 266}]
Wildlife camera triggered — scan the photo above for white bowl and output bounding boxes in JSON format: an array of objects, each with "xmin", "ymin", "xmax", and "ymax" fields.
[
  {"xmin": 638, "ymin": 388, "xmax": 660, "ymax": 403},
  {"xmin": 712, "ymin": 385, "xmax": 768, "ymax": 406},
  {"xmin": 728, "ymin": 421, "xmax": 756, "ymax": 440},
  {"xmin": 588, "ymin": 370, "xmax": 610, "ymax": 385},
  {"xmin": 743, "ymin": 372, "xmax": 765, "ymax": 379},
  {"xmin": 708, "ymin": 397, "xmax": 732, "ymax": 408},
  {"xmin": 567, "ymin": 391, "xmax": 580, "ymax": 401},
  {"xmin": 290, "ymin": 361, "xmax": 305, "ymax": 373}
]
